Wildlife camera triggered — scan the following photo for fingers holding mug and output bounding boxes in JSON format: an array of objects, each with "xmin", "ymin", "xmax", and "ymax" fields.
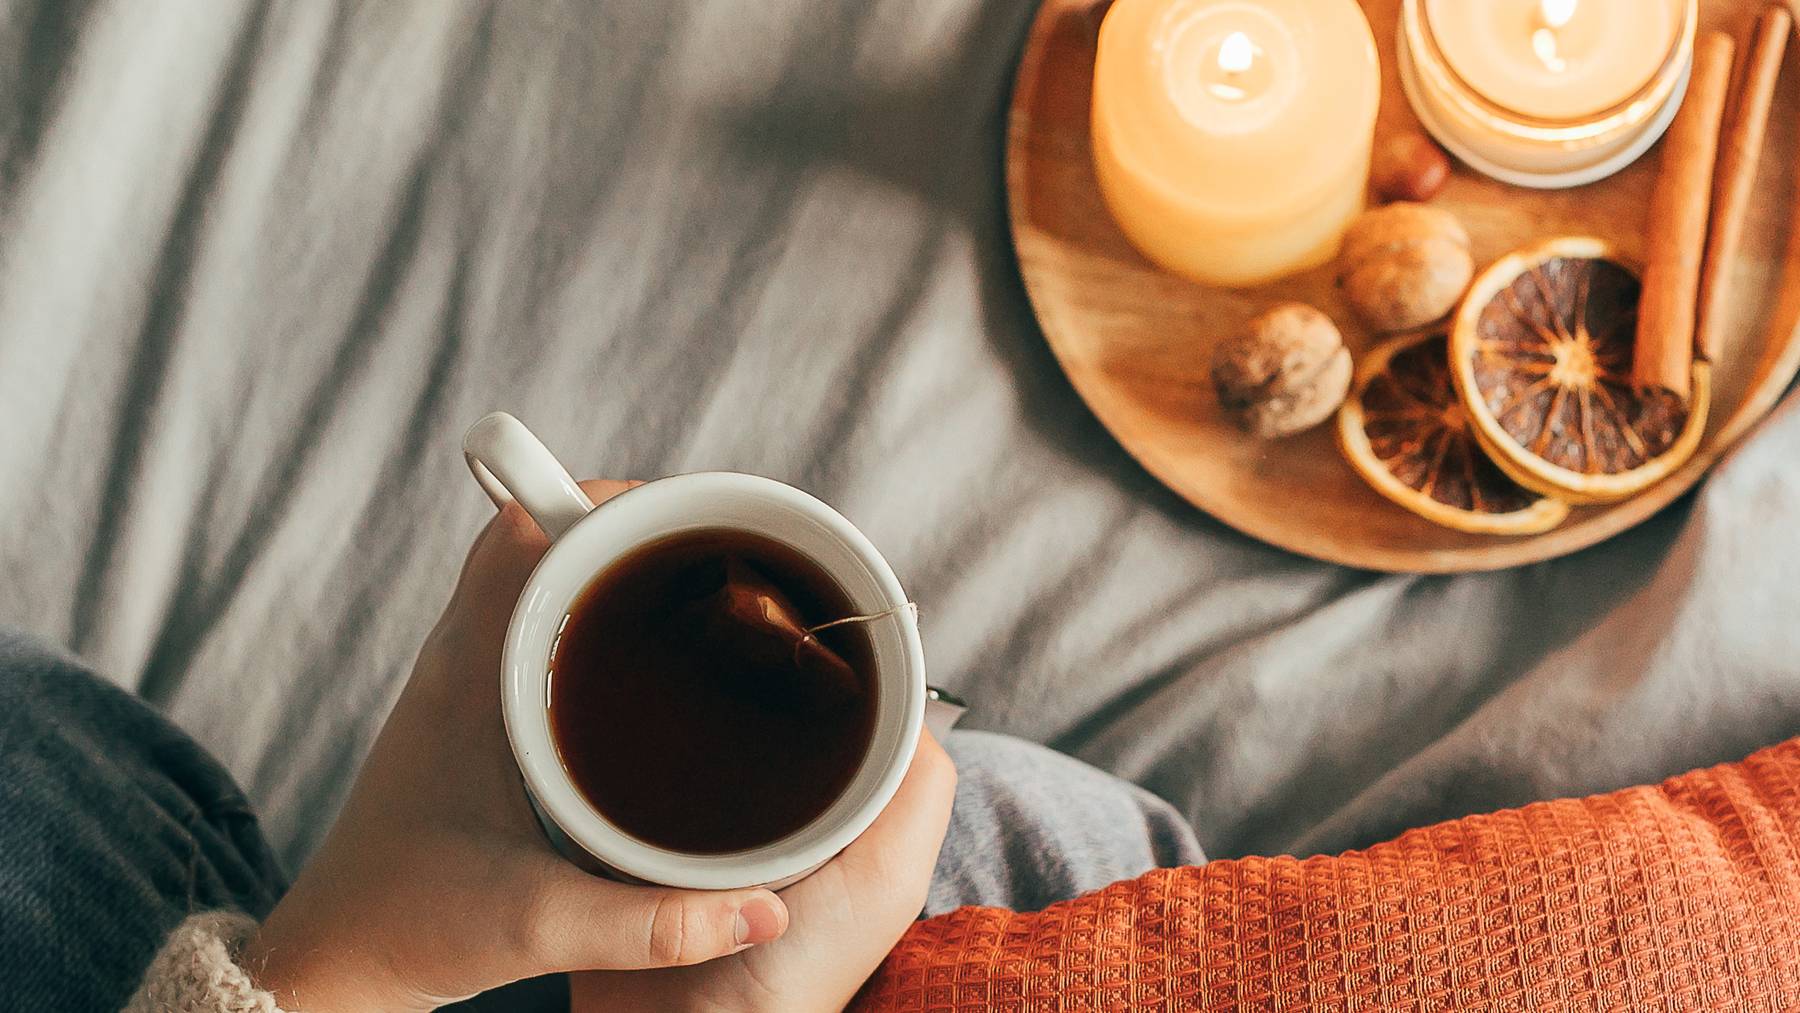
[
  {"xmin": 577, "ymin": 478, "xmax": 642, "ymax": 507},
  {"xmin": 518, "ymin": 867, "xmax": 790, "ymax": 973}
]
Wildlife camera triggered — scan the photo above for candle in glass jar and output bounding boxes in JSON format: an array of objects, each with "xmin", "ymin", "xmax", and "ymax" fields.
[
  {"xmin": 1429, "ymin": 0, "xmax": 1680, "ymax": 119},
  {"xmin": 1399, "ymin": 0, "xmax": 1695, "ymax": 187},
  {"xmin": 1091, "ymin": 0, "xmax": 1380, "ymax": 288}
]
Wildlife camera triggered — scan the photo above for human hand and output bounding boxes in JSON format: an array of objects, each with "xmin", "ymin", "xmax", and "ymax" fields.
[
  {"xmin": 569, "ymin": 730, "xmax": 957, "ymax": 1013},
  {"xmin": 243, "ymin": 480, "xmax": 792, "ymax": 1012}
]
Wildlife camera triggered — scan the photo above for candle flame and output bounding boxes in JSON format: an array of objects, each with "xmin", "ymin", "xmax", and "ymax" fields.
[
  {"xmin": 1532, "ymin": 0, "xmax": 1574, "ymax": 73},
  {"xmin": 1539, "ymin": 0, "xmax": 1577, "ymax": 29},
  {"xmin": 1218, "ymin": 31, "xmax": 1255, "ymax": 75}
]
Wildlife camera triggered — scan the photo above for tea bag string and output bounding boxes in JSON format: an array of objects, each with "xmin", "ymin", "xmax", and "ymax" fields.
[{"xmin": 794, "ymin": 601, "xmax": 919, "ymax": 665}]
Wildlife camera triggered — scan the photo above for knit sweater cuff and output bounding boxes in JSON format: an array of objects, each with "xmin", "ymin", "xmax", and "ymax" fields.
[{"xmin": 124, "ymin": 911, "xmax": 286, "ymax": 1013}]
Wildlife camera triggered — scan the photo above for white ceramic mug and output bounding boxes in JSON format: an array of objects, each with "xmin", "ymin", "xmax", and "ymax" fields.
[{"xmin": 462, "ymin": 412, "xmax": 930, "ymax": 890}]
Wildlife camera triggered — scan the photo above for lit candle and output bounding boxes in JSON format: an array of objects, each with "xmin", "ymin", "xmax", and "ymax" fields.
[
  {"xmin": 1399, "ymin": 0, "xmax": 1695, "ymax": 187},
  {"xmin": 1091, "ymin": 0, "xmax": 1380, "ymax": 288}
]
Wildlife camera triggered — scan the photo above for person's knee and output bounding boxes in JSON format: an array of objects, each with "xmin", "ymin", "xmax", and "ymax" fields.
[
  {"xmin": 941, "ymin": 730, "xmax": 1152, "ymax": 817},
  {"xmin": 941, "ymin": 729, "xmax": 1065, "ymax": 781},
  {"xmin": 0, "ymin": 629, "xmax": 58, "ymax": 708},
  {"xmin": 0, "ymin": 629, "xmax": 284, "ymax": 1007},
  {"xmin": 935, "ymin": 729, "xmax": 1205, "ymax": 874},
  {"xmin": 0, "ymin": 629, "xmax": 137, "ymax": 732}
]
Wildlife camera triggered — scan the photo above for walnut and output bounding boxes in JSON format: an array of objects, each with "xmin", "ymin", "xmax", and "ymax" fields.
[
  {"xmin": 1212, "ymin": 303, "xmax": 1353, "ymax": 439},
  {"xmin": 1337, "ymin": 203, "xmax": 1473, "ymax": 332}
]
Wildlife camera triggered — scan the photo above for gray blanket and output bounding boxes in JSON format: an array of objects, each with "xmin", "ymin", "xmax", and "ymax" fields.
[{"xmin": 3, "ymin": 0, "xmax": 1798, "ymax": 875}]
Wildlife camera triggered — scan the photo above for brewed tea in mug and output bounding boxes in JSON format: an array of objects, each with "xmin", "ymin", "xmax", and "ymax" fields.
[{"xmin": 547, "ymin": 528, "xmax": 878, "ymax": 854}]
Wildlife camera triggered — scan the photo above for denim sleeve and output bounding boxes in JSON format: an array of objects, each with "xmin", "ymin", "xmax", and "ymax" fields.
[{"xmin": 0, "ymin": 630, "xmax": 285, "ymax": 1011}]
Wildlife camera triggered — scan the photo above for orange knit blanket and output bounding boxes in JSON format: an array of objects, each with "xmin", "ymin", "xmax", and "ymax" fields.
[{"xmin": 856, "ymin": 738, "xmax": 1800, "ymax": 1011}]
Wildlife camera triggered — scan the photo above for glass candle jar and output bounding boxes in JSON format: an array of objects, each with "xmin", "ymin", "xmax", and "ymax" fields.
[{"xmin": 1398, "ymin": 0, "xmax": 1697, "ymax": 188}]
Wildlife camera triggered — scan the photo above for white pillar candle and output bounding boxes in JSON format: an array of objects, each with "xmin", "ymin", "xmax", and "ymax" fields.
[{"xmin": 1091, "ymin": 0, "xmax": 1381, "ymax": 287}]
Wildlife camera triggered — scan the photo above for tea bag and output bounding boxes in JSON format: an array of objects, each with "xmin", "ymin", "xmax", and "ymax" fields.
[{"xmin": 676, "ymin": 556, "xmax": 862, "ymax": 710}]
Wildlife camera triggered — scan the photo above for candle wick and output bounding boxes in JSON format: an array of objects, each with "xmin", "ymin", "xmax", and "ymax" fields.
[{"xmin": 1531, "ymin": 27, "xmax": 1568, "ymax": 73}]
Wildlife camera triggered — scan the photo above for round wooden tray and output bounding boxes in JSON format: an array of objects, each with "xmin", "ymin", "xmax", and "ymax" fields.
[{"xmin": 1008, "ymin": 0, "xmax": 1800, "ymax": 572}]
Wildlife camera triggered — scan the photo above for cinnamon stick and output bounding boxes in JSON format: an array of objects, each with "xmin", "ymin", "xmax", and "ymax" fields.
[
  {"xmin": 1634, "ymin": 31, "xmax": 1737, "ymax": 398},
  {"xmin": 1695, "ymin": 6, "xmax": 1791, "ymax": 365}
]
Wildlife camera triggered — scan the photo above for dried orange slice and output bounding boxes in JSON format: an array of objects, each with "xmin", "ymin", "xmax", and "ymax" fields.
[
  {"xmin": 1338, "ymin": 330, "xmax": 1568, "ymax": 535},
  {"xmin": 1449, "ymin": 237, "xmax": 1709, "ymax": 505}
]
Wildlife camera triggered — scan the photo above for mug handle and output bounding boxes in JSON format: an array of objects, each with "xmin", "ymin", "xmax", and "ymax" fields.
[{"xmin": 462, "ymin": 412, "xmax": 596, "ymax": 539}]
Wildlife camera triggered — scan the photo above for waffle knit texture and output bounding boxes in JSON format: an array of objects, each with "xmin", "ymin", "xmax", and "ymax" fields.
[
  {"xmin": 122, "ymin": 912, "xmax": 283, "ymax": 1013},
  {"xmin": 855, "ymin": 737, "xmax": 1800, "ymax": 1011}
]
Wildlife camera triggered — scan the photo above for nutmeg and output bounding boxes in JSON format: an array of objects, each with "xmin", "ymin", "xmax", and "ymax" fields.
[
  {"xmin": 1372, "ymin": 132, "xmax": 1452, "ymax": 204},
  {"xmin": 1337, "ymin": 203, "xmax": 1473, "ymax": 333},
  {"xmin": 1212, "ymin": 303, "xmax": 1352, "ymax": 439}
]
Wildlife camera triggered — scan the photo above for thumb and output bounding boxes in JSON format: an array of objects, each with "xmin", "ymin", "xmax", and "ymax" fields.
[{"xmin": 529, "ymin": 876, "xmax": 790, "ymax": 971}]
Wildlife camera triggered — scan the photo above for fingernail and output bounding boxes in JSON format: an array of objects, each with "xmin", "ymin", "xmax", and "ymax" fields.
[{"xmin": 734, "ymin": 896, "xmax": 784, "ymax": 946}]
